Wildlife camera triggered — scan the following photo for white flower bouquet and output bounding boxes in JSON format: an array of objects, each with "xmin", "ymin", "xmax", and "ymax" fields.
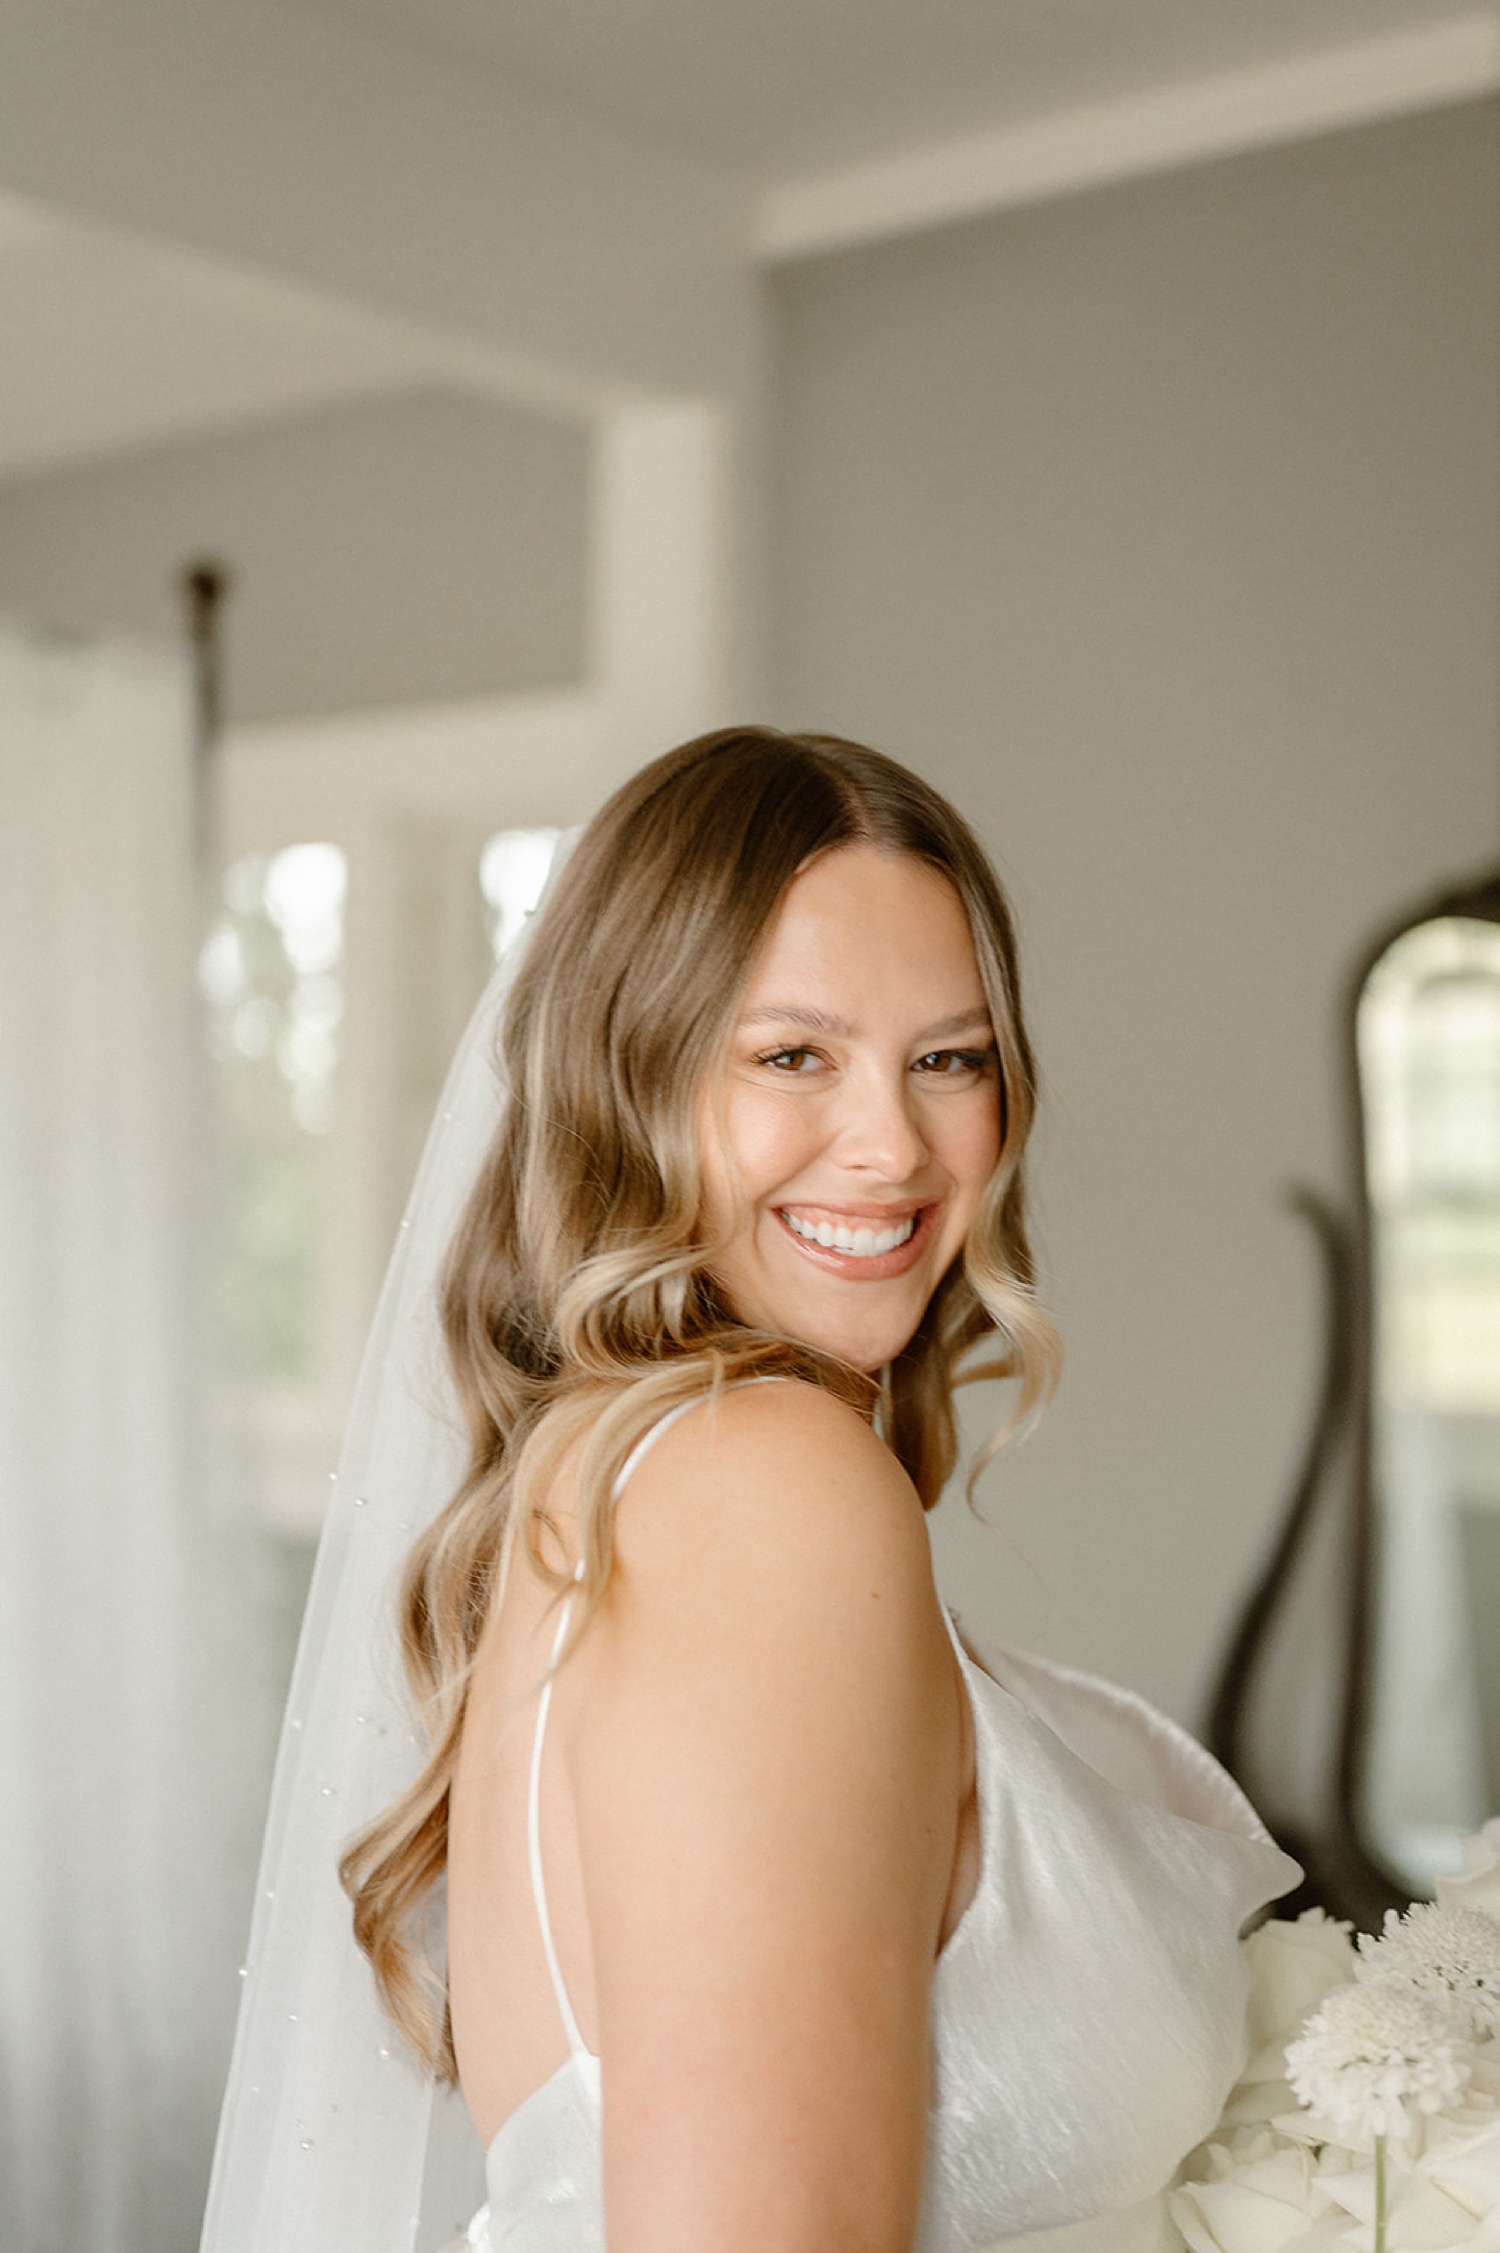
[{"xmin": 1170, "ymin": 1821, "xmax": 1500, "ymax": 2252}]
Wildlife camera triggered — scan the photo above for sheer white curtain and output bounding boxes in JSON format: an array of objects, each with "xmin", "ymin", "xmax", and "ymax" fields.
[{"xmin": 0, "ymin": 624, "xmax": 257, "ymax": 2251}]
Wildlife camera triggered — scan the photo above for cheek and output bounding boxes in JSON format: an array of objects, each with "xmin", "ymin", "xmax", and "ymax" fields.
[
  {"xmin": 697, "ymin": 1087, "xmax": 801, "ymax": 1240},
  {"xmin": 718, "ymin": 1085, "xmax": 820, "ymax": 1208},
  {"xmin": 944, "ymin": 1091, "xmax": 1004, "ymax": 1206}
]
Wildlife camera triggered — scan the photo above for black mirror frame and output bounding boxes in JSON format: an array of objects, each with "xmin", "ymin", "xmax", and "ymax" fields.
[{"xmin": 1207, "ymin": 865, "xmax": 1500, "ymax": 1928}]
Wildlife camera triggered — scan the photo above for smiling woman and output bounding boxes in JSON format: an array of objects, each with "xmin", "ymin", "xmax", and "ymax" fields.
[
  {"xmin": 701, "ymin": 847, "xmax": 1003, "ymax": 1373},
  {"xmin": 208, "ymin": 726, "xmax": 1299, "ymax": 2253}
]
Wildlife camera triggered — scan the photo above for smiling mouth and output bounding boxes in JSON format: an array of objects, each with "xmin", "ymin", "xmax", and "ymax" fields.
[
  {"xmin": 771, "ymin": 1202, "xmax": 938, "ymax": 1281},
  {"xmin": 780, "ymin": 1210, "xmax": 918, "ymax": 1257}
]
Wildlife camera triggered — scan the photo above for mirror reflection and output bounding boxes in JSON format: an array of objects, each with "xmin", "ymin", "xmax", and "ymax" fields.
[{"xmin": 1361, "ymin": 912, "xmax": 1500, "ymax": 1890}]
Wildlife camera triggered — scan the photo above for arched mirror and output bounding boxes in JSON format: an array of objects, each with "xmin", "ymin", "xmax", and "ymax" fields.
[
  {"xmin": 1357, "ymin": 876, "xmax": 1500, "ymax": 1895},
  {"xmin": 1208, "ymin": 870, "xmax": 1500, "ymax": 1923}
]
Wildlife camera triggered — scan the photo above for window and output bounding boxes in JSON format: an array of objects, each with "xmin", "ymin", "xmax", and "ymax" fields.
[
  {"xmin": 480, "ymin": 826, "xmax": 561, "ymax": 962},
  {"xmin": 201, "ymin": 843, "xmax": 347, "ymax": 1390},
  {"xmin": 210, "ymin": 689, "xmax": 599, "ymax": 1534},
  {"xmin": 1361, "ymin": 917, "xmax": 1500, "ymax": 1414}
]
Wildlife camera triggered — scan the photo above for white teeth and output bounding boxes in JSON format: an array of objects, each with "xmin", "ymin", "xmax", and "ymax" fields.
[{"xmin": 782, "ymin": 1211, "xmax": 918, "ymax": 1257}]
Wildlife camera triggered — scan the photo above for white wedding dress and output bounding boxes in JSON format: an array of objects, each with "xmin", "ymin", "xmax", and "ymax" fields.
[
  {"xmin": 461, "ymin": 1405, "xmax": 1301, "ymax": 2253},
  {"xmin": 200, "ymin": 833, "xmax": 1296, "ymax": 2253}
]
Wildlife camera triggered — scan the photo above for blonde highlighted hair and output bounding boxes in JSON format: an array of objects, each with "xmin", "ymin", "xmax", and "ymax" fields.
[{"xmin": 340, "ymin": 726, "xmax": 1060, "ymax": 2075}]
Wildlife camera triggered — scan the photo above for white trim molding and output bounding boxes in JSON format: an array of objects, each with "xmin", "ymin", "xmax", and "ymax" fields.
[
  {"xmin": 220, "ymin": 689, "xmax": 606, "ymax": 850},
  {"xmin": 755, "ymin": 12, "xmax": 1500, "ymax": 261}
]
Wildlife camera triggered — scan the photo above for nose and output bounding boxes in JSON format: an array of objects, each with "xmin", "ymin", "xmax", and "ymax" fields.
[{"xmin": 831, "ymin": 1061, "xmax": 931, "ymax": 1183}]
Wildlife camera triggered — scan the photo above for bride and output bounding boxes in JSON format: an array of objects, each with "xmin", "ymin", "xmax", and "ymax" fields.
[{"xmin": 202, "ymin": 727, "xmax": 1297, "ymax": 2253}]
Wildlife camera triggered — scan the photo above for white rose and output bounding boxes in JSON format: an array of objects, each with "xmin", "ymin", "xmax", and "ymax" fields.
[
  {"xmin": 1310, "ymin": 2141, "xmax": 1493, "ymax": 2245},
  {"xmin": 1437, "ymin": 1823, "xmax": 1500, "ymax": 1924},
  {"xmin": 1169, "ymin": 2133, "xmax": 1347, "ymax": 2252},
  {"xmin": 1240, "ymin": 1911, "xmax": 1358, "ymax": 2083}
]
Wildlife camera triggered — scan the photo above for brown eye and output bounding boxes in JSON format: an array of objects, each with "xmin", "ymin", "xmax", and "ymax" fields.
[
  {"xmin": 914, "ymin": 1048, "xmax": 994, "ymax": 1077},
  {"xmin": 762, "ymin": 1047, "xmax": 820, "ymax": 1073}
]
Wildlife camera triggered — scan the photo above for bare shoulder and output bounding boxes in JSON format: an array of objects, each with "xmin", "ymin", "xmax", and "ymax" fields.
[
  {"xmin": 590, "ymin": 1379, "xmax": 948, "ymax": 1716},
  {"xmin": 611, "ymin": 1378, "xmax": 931, "ymax": 1603}
]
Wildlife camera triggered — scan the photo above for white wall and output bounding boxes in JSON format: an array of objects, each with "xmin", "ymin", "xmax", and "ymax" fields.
[
  {"xmin": 0, "ymin": 388, "xmax": 590, "ymax": 723},
  {"xmin": 769, "ymin": 101, "xmax": 1500, "ymax": 1766}
]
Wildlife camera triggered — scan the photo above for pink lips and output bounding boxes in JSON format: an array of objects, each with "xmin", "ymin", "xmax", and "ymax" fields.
[{"xmin": 773, "ymin": 1202, "xmax": 938, "ymax": 1281}]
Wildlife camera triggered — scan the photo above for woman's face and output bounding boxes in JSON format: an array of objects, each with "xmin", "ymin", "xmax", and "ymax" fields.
[{"xmin": 699, "ymin": 844, "xmax": 1003, "ymax": 1374}]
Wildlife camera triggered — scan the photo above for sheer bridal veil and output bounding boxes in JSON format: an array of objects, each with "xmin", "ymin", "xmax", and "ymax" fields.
[{"xmin": 200, "ymin": 834, "xmax": 578, "ymax": 2253}]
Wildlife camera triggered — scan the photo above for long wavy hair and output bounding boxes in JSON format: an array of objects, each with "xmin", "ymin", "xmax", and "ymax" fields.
[{"xmin": 340, "ymin": 726, "xmax": 1061, "ymax": 2076}]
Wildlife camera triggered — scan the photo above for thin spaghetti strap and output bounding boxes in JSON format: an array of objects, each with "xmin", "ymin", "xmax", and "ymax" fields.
[
  {"xmin": 526, "ymin": 1568, "xmax": 589, "ymax": 2060},
  {"xmin": 527, "ymin": 1377, "xmax": 793, "ymax": 2058},
  {"xmin": 610, "ymin": 1394, "xmax": 702, "ymax": 1497},
  {"xmin": 610, "ymin": 1376, "xmax": 790, "ymax": 1499}
]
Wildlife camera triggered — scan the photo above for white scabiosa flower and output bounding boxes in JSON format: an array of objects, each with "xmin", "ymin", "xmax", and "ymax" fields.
[
  {"xmin": 1285, "ymin": 1981, "xmax": 1471, "ymax": 2144},
  {"xmin": 1355, "ymin": 1901, "xmax": 1500, "ymax": 2041}
]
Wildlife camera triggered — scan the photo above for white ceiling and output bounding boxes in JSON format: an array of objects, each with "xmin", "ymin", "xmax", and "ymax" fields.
[
  {"xmin": 275, "ymin": 0, "xmax": 1488, "ymax": 178},
  {"xmin": 0, "ymin": 1, "xmax": 1494, "ymax": 486},
  {"xmin": 0, "ymin": 190, "xmax": 495, "ymax": 482}
]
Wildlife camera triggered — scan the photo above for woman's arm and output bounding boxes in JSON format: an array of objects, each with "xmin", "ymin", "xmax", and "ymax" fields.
[{"xmin": 573, "ymin": 1381, "xmax": 964, "ymax": 2253}]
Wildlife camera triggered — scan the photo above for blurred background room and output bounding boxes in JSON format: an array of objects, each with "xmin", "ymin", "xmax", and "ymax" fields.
[{"xmin": 2, "ymin": 3, "xmax": 1499, "ymax": 2246}]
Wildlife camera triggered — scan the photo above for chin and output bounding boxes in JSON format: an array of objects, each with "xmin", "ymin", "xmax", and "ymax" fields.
[
  {"xmin": 720, "ymin": 1250, "xmax": 950, "ymax": 1375},
  {"xmin": 838, "ymin": 1331, "xmax": 914, "ymax": 1375},
  {"xmin": 784, "ymin": 1303, "xmax": 926, "ymax": 1376}
]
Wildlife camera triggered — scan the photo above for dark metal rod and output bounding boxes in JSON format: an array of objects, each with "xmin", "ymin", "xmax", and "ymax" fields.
[
  {"xmin": 1205, "ymin": 1185, "xmax": 1354, "ymax": 1793},
  {"xmin": 182, "ymin": 558, "xmax": 230, "ymax": 879}
]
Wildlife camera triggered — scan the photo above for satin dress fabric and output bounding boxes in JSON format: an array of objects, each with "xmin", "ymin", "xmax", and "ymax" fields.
[{"xmin": 464, "ymin": 1435, "xmax": 1299, "ymax": 2252}]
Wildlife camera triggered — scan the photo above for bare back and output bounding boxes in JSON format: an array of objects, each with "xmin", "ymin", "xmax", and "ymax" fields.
[{"xmin": 447, "ymin": 1380, "xmax": 978, "ymax": 2248}]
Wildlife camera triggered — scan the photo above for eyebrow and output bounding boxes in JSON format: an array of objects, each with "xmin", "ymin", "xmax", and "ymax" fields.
[{"xmin": 738, "ymin": 1006, "xmax": 994, "ymax": 1042}]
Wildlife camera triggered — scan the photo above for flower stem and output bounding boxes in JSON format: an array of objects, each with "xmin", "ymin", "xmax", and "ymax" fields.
[{"xmin": 1374, "ymin": 2132, "xmax": 1387, "ymax": 2253}]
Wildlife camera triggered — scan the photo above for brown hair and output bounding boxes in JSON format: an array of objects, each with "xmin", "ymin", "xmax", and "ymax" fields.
[{"xmin": 340, "ymin": 726, "xmax": 1060, "ymax": 2074}]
